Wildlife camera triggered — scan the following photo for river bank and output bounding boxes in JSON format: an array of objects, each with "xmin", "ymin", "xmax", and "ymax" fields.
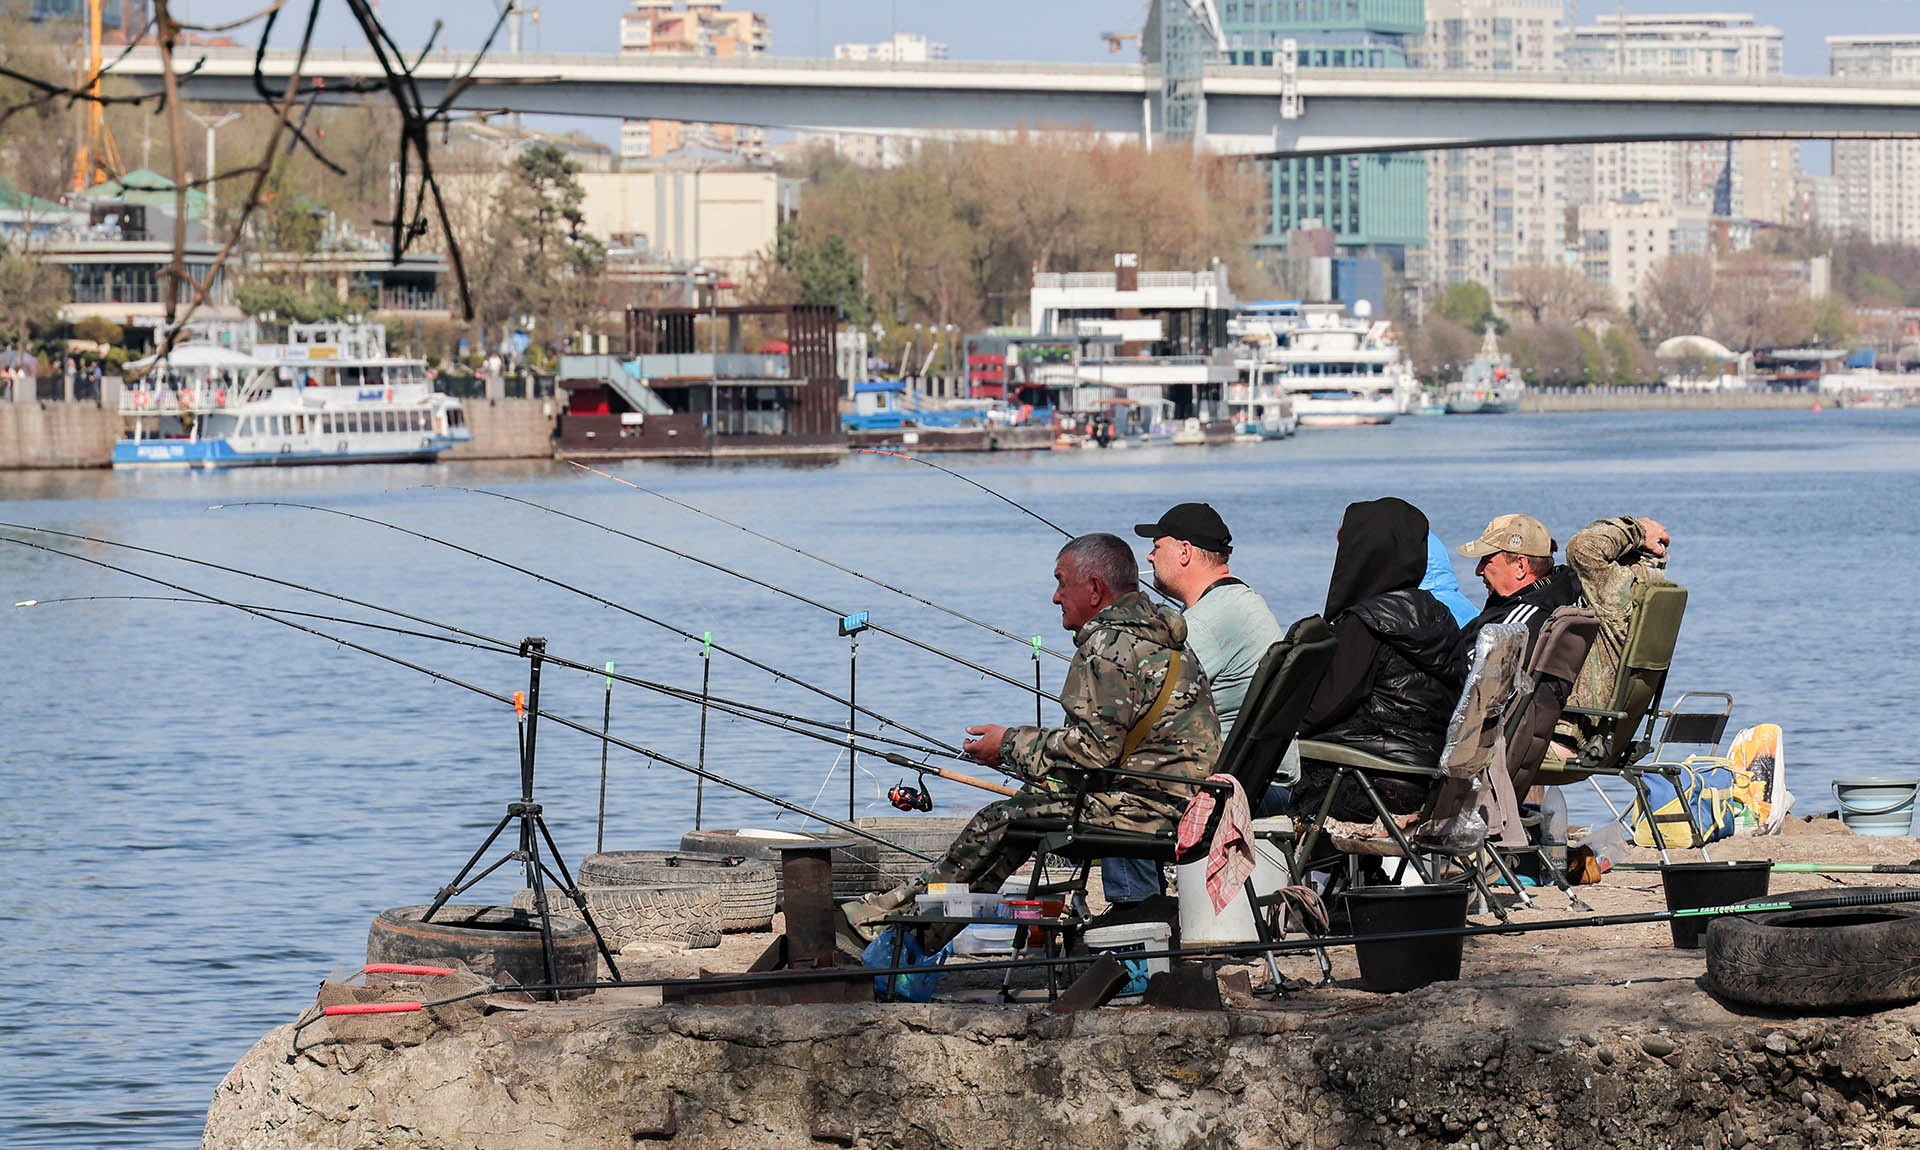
[
  {"xmin": 206, "ymin": 831, "xmax": 1920, "ymax": 1148},
  {"xmin": 2, "ymin": 390, "xmax": 1879, "ymax": 468}
]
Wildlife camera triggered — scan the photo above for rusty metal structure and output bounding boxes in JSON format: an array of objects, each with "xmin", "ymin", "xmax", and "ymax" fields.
[{"xmin": 555, "ymin": 304, "xmax": 845, "ymax": 459}]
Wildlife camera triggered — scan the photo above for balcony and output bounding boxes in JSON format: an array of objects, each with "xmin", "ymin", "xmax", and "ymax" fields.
[
  {"xmin": 630, "ymin": 353, "xmax": 790, "ymax": 380},
  {"xmin": 379, "ymin": 288, "xmax": 447, "ymax": 312}
]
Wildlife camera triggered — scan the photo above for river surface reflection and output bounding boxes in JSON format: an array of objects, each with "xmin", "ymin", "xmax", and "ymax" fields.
[{"xmin": 3, "ymin": 408, "xmax": 1916, "ymax": 1146}]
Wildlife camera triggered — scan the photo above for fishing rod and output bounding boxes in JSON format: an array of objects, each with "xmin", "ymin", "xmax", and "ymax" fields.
[
  {"xmin": 855, "ymin": 448, "xmax": 1074, "ymax": 538},
  {"xmin": 1611, "ymin": 861, "xmax": 1920, "ymax": 875},
  {"xmin": 10, "ymin": 584, "xmax": 970, "ymax": 767},
  {"xmin": 555, "ymin": 464, "xmax": 1070, "ymax": 664},
  {"xmin": 857, "ymin": 449, "xmax": 1182, "ymax": 608},
  {"xmin": 3, "ymin": 533, "xmax": 961, "ymax": 855},
  {"xmin": 212, "ymin": 501, "xmax": 976, "ymax": 753},
  {"xmin": 432, "ymin": 485, "xmax": 1063, "ymax": 703},
  {"xmin": 0, "ymin": 520, "xmax": 516, "ymax": 654},
  {"xmin": 295, "ymin": 885, "xmax": 1920, "ymax": 1016},
  {"xmin": 0, "ymin": 524, "xmax": 965, "ymax": 761}
]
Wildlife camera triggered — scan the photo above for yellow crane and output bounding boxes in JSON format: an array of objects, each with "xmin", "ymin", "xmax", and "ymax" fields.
[
  {"xmin": 71, "ymin": 0, "xmax": 124, "ymax": 193},
  {"xmin": 1101, "ymin": 31, "xmax": 1140, "ymax": 53}
]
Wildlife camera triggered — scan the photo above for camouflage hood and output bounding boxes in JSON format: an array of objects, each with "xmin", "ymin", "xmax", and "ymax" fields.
[{"xmin": 1074, "ymin": 590, "xmax": 1189, "ymax": 655}]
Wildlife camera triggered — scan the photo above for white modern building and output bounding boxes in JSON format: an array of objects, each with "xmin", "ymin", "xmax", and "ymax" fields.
[
  {"xmin": 1416, "ymin": 0, "xmax": 1567, "ymax": 299},
  {"xmin": 1026, "ymin": 255, "xmax": 1237, "ymax": 401},
  {"xmin": 576, "ymin": 146, "xmax": 790, "ymax": 280},
  {"xmin": 1828, "ymin": 35, "xmax": 1920, "ymax": 246},
  {"xmin": 1565, "ymin": 13, "xmax": 1795, "ymax": 223},
  {"xmin": 1576, "ymin": 198, "xmax": 1712, "ymax": 311}
]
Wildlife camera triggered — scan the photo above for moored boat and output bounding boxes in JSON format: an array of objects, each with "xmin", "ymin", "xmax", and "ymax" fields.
[
  {"xmin": 1444, "ymin": 326, "xmax": 1527, "ymax": 415},
  {"xmin": 113, "ymin": 323, "xmax": 471, "ymax": 470}
]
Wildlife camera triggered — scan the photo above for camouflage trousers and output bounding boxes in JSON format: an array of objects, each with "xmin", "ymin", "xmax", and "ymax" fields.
[{"xmin": 867, "ymin": 788, "xmax": 1182, "ymax": 919}]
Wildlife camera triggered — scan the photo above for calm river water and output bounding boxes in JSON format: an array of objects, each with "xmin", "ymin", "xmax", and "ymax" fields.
[{"xmin": 3, "ymin": 408, "xmax": 1917, "ymax": 1146}]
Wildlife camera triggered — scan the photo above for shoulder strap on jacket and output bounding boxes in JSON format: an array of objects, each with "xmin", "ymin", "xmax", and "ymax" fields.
[{"xmin": 1117, "ymin": 649, "xmax": 1182, "ymax": 767}]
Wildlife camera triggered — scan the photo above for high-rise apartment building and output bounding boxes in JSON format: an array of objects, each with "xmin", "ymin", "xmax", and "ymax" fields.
[
  {"xmin": 1829, "ymin": 36, "xmax": 1920, "ymax": 246},
  {"xmin": 1416, "ymin": 0, "xmax": 1566, "ymax": 297},
  {"xmin": 1565, "ymin": 14, "xmax": 1795, "ymax": 223},
  {"xmin": 619, "ymin": 1, "xmax": 770, "ymax": 162},
  {"xmin": 1219, "ymin": 0, "xmax": 1426, "ymax": 260}
]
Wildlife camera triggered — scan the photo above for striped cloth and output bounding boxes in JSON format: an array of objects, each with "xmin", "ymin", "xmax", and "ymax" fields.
[{"xmin": 1176, "ymin": 773, "xmax": 1255, "ymax": 913}]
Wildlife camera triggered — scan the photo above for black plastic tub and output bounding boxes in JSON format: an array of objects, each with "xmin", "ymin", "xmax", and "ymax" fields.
[
  {"xmin": 1660, "ymin": 860, "xmax": 1773, "ymax": 949},
  {"xmin": 1340, "ymin": 884, "xmax": 1472, "ymax": 992}
]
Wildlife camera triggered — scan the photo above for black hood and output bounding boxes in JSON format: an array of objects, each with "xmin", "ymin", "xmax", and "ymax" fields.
[{"xmin": 1324, "ymin": 497, "xmax": 1430, "ymax": 620}]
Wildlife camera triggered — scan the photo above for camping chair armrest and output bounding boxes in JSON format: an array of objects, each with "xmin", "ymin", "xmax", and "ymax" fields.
[
  {"xmin": 1561, "ymin": 705, "xmax": 1627, "ymax": 720},
  {"xmin": 1295, "ymin": 739, "xmax": 1446, "ymax": 778},
  {"xmin": 1048, "ymin": 762, "xmax": 1233, "ymax": 793}
]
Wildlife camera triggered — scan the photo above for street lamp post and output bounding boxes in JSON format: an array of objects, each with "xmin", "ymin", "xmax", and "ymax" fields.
[{"xmin": 184, "ymin": 109, "xmax": 243, "ymax": 223}]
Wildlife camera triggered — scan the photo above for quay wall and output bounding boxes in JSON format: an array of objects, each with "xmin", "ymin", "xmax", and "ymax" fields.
[
  {"xmin": 207, "ymin": 988, "xmax": 1920, "ymax": 1148},
  {"xmin": 0, "ymin": 402, "xmax": 118, "ymax": 470},
  {"xmin": 1523, "ymin": 387, "xmax": 1820, "ymax": 413},
  {"xmin": 442, "ymin": 398, "xmax": 558, "ymax": 461}
]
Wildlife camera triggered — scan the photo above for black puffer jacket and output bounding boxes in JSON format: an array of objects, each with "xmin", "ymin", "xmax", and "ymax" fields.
[
  {"xmin": 1292, "ymin": 497, "xmax": 1463, "ymax": 824},
  {"xmin": 1312, "ymin": 587, "xmax": 1462, "ymax": 766}
]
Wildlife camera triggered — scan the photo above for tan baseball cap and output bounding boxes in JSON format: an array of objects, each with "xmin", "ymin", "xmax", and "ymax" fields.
[{"xmin": 1458, "ymin": 513, "xmax": 1554, "ymax": 559}]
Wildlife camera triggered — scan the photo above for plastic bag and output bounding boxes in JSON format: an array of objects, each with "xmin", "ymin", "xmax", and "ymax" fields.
[{"xmin": 863, "ymin": 928, "xmax": 950, "ymax": 1002}]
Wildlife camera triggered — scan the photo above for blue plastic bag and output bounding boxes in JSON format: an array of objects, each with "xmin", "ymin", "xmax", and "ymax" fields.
[{"xmin": 863, "ymin": 928, "xmax": 950, "ymax": 1002}]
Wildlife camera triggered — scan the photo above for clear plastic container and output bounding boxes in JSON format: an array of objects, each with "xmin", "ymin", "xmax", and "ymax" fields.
[
  {"xmin": 940, "ymin": 892, "xmax": 1004, "ymax": 918},
  {"xmin": 1541, "ymin": 788, "xmax": 1569, "ymax": 873}
]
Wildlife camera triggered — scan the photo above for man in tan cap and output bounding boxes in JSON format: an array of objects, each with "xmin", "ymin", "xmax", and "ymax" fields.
[{"xmin": 1451, "ymin": 513, "xmax": 1583, "ymax": 679}]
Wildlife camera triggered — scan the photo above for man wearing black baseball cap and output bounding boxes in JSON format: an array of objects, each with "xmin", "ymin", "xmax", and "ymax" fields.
[{"xmin": 1097, "ymin": 503, "xmax": 1289, "ymax": 912}]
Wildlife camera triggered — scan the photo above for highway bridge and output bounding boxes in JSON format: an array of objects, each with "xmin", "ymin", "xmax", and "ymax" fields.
[{"xmin": 107, "ymin": 47, "xmax": 1920, "ymax": 157}]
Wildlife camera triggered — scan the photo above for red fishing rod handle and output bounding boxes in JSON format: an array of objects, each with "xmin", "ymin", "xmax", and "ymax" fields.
[
  {"xmin": 362, "ymin": 964, "xmax": 456, "ymax": 977},
  {"xmin": 323, "ymin": 1001, "xmax": 424, "ymax": 1016}
]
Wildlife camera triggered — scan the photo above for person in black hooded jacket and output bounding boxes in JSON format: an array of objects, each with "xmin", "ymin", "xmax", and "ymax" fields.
[{"xmin": 1290, "ymin": 497, "xmax": 1464, "ymax": 824}]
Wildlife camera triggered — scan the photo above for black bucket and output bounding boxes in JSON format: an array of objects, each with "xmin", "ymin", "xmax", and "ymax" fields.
[
  {"xmin": 1660, "ymin": 860, "xmax": 1772, "ymax": 949},
  {"xmin": 1340, "ymin": 884, "xmax": 1471, "ymax": 992}
]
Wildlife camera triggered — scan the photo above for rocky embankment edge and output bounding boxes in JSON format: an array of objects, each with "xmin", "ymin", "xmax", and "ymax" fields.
[{"xmin": 205, "ymin": 979, "xmax": 1920, "ymax": 1149}]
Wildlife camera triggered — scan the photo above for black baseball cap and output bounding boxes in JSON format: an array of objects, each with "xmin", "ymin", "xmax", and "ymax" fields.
[{"xmin": 1133, "ymin": 503, "xmax": 1232, "ymax": 555}]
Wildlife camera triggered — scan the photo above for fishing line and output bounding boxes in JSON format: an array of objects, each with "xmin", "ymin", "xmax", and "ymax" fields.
[
  {"xmin": 12, "ymin": 594, "xmax": 520, "ymax": 653},
  {"xmin": 432, "ymin": 485, "xmax": 1062, "ymax": 702},
  {"xmin": 0, "ymin": 523, "xmax": 960, "ymax": 758},
  {"xmin": 856, "ymin": 450, "xmax": 1182, "ymax": 607},
  {"xmin": 855, "ymin": 448, "xmax": 1074, "ymax": 538},
  {"xmin": 3, "ymin": 534, "xmax": 941, "ymax": 858},
  {"xmin": 13, "ymin": 584, "xmax": 961, "ymax": 763},
  {"xmin": 213, "ymin": 500, "xmax": 974, "ymax": 751},
  {"xmin": 550, "ymin": 465, "xmax": 1069, "ymax": 664}
]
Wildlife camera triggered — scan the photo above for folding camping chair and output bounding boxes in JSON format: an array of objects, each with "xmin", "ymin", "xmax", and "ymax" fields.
[
  {"xmin": 1532, "ymin": 581, "xmax": 1709, "ymax": 862},
  {"xmin": 1001, "ymin": 614, "xmax": 1337, "ymax": 987},
  {"xmin": 1290, "ymin": 623, "xmax": 1535, "ymax": 920}
]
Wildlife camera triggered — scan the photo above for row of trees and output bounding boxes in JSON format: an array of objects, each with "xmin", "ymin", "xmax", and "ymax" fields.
[{"xmin": 752, "ymin": 134, "xmax": 1272, "ymax": 348}]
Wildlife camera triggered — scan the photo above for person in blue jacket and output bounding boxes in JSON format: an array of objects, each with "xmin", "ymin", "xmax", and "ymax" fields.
[{"xmin": 1422, "ymin": 531, "xmax": 1478, "ymax": 627}]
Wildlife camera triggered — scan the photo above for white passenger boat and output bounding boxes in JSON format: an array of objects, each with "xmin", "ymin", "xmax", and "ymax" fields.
[
  {"xmin": 114, "ymin": 323, "xmax": 472, "ymax": 469},
  {"xmin": 1231, "ymin": 300, "xmax": 1410, "ymax": 428},
  {"xmin": 1444, "ymin": 326, "xmax": 1527, "ymax": 415}
]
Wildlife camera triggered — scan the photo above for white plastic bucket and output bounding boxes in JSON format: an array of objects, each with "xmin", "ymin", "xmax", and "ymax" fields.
[
  {"xmin": 1082, "ymin": 921, "xmax": 1172, "ymax": 986},
  {"xmin": 1833, "ymin": 778, "xmax": 1920, "ymax": 837},
  {"xmin": 1175, "ymin": 818, "xmax": 1296, "ymax": 944}
]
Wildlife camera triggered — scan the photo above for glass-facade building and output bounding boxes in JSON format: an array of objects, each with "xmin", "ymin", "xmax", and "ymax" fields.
[{"xmin": 1219, "ymin": 0, "xmax": 1427, "ymax": 260}]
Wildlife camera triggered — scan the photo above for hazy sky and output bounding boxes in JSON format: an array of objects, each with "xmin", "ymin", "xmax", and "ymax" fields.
[
  {"xmin": 173, "ymin": 1, "xmax": 1915, "ymax": 74},
  {"xmin": 169, "ymin": 0, "xmax": 1910, "ymax": 165}
]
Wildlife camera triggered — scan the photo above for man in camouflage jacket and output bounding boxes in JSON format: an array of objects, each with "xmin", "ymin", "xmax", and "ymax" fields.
[
  {"xmin": 1565, "ymin": 514, "xmax": 1671, "ymax": 713},
  {"xmin": 842, "ymin": 533, "xmax": 1222, "ymax": 948}
]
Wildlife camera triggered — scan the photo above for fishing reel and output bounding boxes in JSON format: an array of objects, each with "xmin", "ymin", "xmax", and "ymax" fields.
[{"xmin": 888, "ymin": 778, "xmax": 933, "ymax": 812}]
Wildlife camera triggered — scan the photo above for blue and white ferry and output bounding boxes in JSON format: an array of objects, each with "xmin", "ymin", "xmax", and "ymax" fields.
[{"xmin": 113, "ymin": 323, "xmax": 472, "ymax": 469}]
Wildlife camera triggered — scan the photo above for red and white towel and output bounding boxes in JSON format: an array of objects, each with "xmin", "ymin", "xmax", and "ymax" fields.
[{"xmin": 1176, "ymin": 774, "xmax": 1255, "ymax": 914}]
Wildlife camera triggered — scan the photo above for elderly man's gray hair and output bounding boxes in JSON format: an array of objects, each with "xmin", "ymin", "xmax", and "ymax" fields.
[{"xmin": 1057, "ymin": 533, "xmax": 1139, "ymax": 594}]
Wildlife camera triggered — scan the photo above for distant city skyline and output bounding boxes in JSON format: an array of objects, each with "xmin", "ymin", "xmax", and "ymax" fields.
[{"xmin": 171, "ymin": 1, "xmax": 1917, "ymax": 76}]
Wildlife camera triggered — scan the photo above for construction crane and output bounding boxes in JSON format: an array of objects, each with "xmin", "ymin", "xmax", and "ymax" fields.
[
  {"xmin": 71, "ymin": 0, "xmax": 124, "ymax": 193},
  {"xmin": 1101, "ymin": 31, "xmax": 1140, "ymax": 53}
]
